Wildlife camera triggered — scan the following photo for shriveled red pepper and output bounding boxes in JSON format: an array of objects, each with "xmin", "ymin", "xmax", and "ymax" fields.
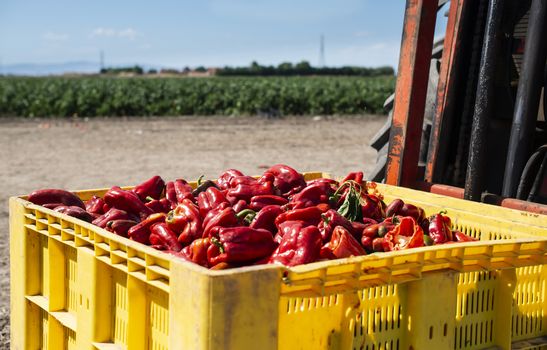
[
  {"xmin": 318, "ymin": 209, "xmax": 356, "ymax": 243},
  {"xmin": 149, "ymin": 222, "xmax": 182, "ymax": 251},
  {"xmin": 106, "ymin": 219, "xmax": 138, "ymax": 237},
  {"xmin": 166, "ymin": 199, "xmax": 203, "ymax": 245},
  {"xmin": 53, "ymin": 205, "xmax": 94, "ymax": 222},
  {"xmin": 85, "ymin": 195, "xmax": 105, "ymax": 215},
  {"xmin": 207, "ymin": 227, "xmax": 277, "ymax": 266},
  {"xmin": 127, "ymin": 213, "xmax": 166, "ymax": 244},
  {"xmin": 263, "ymin": 164, "xmax": 306, "ymax": 196},
  {"xmin": 428, "ymin": 212, "xmax": 453, "ymax": 244},
  {"xmin": 202, "ymin": 206, "xmax": 239, "ymax": 237},
  {"xmin": 227, "ymin": 181, "xmax": 274, "ymax": 202},
  {"xmin": 269, "ymin": 221, "xmax": 322, "ymax": 266},
  {"xmin": 174, "ymin": 179, "xmax": 194, "ymax": 203},
  {"xmin": 453, "ymin": 231, "xmax": 477, "ymax": 242},
  {"xmin": 28, "ymin": 189, "xmax": 85, "ymax": 209},
  {"xmin": 179, "ymin": 237, "xmax": 211, "ymax": 267},
  {"xmin": 249, "ymin": 195, "xmax": 288, "ymax": 211},
  {"xmin": 250, "ymin": 205, "xmax": 284, "ymax": 234},
  {"xmin": 274, "ymin": 206, "xmax": 323, "ymax": 229},
  {"xmin": 197, "ymin": 187, "xmax": 230, "ymax": 217},
  {"xmin": 133, "ymin": 175, "xmax": 165, "ymax": 201},
  {"xmin": 104, "ymin": 186, "xmax": 153, "ymax": 220},
  {"xmin": 217, "ymin": 169, "xmax": 245, "ymax": 190},
  {"xmin": 290, "ymin": 182, "xmax": 334, "ymax": 210},
  {"xmin": 92, "ymin": 208, "xmax": 138, "ymax": 228},
  {"xmin": 320, "ymin": 226, "xmax": 366, "ymax": 259},
  {"xmin": 383, "ymin": 216, "xmax": 424, "ymax": 251},
  {"xmin": 385, "ymin": 199, "xmax": 425, "ymax": 223}
]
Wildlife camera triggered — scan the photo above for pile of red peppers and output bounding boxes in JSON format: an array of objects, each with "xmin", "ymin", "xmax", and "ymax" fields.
[{"xmin": 27, "ymin": 165, "xmax": 477, "ymax": 269}]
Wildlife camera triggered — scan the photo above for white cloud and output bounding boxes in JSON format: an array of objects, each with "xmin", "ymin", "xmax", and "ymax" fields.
[
  {"xmin": 43, "ymin": 32, "xmax": 69, "ymax": 41},
  {"xmin": 90, "ymin": 27, "xmax": 138, "ymax": 40}
]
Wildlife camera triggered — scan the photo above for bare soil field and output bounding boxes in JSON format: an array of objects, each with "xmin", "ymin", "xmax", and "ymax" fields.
[{"xmin": 0, "ymin": 115, "xmax": 386, "ymax": 347}]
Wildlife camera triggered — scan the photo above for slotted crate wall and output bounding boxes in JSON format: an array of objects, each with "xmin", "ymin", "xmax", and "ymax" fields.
[{"xmin": 10, "ymin": 174, "xmax": 547, "ymax": 349}]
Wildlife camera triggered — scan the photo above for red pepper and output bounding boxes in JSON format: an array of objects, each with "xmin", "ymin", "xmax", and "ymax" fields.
[
  {"xmin": 165, "ymin": 181, "xmax": 177, "ymax": 209},
  {"xmin": 428, "ymin": 213, "xmax": 453, "ymax": 244},
  {"xmin": 145, "ymin": 198, "xmax": 170, "ymax": 213},
  {"xmin": 28, "ymin": 189, "xmax": 85, "ymax": 209},
  {"xmin": 106, "ymin": 219, "xmax": 138, "ymax": 237},
  {"xmin": 340, "ymin": 171, "xmax": 364, "ymax": 184},
  {"xmin": 149, "ymin": 222, "xmax": 182, "ymax": 251},
  {"xmin": 92, "ymin": 208, "xmax": 138, "ymax": 228},
  {"xmin": 372, "ymin": 237, "xmax": 386, "ymax": 252},
  {"xmin": 250, "ymin": 205, "xmax": 284, "ymax": 234},
  {"xmin": 127, "ymin": 213, "xmax": 167, "ymax": 244},
  {"xmin": 179, "ymin": 237, "xmax": 211, "ymax": 267},
  {"xmin": 453, "ymin": 231, "xmax": 477, "ymax": 242},
  {"xmin": 85, "ymin": 196, "xmax": 105, "ymax": 214},
  {"xmin": 53, "ymin": 205, "xmax": 94, "ymax": 222},
  {"xmin": 217, "ymin": 169, "xmax": 244, "ymax": 189},
  {"xmin": 229, "ymin": 175, "xmax": 259, "ymax": 187},
  {"xmin": 133, "ymin": 175, "xmax": 165, "ymax": 201},
  {"xmin": 360, "ymin": 194, "xmax": 386, "ymax": 222},
  {"xmin": 290, "ymin": 182, "xmax": 334, "ymax": 209},
  {"xmin": 104, "ymin": 186, "xmax": 153, "ymax": 220},
  {"xmin": 232, "ymin": 199, "xmax": 248, "ymax": 213},
  {"xmin": 263, "ymin": 164, "xmax": 306, "ymax": 196},
  {"xmin": 385, "ymin": 199, "xmax": 426, "ymax": 223},
  {"xmin": 274, "ymin": 206, "xmax": 323, "ymax": 229},
  {"xmin": 318, "ymin": 209, "xmax": 356, "ymax": 243},
  {"xmin": 361, "ymin": 235, "xmax": 373, "ymax": 252},
  {"xmin": 362, "ymin": 217, "xmax": 398, "ymax": 239},
  {"xmin": 383, "ymin": 217, "xmax": 424, "ymax": 251},
  {"xmin": 197, "ymin": 187, "xmax": 230, "ymax": 217},
  {"xmin": 249, "ymin": 195, "xmax": 288, "ymax": 211},
  {"xmin": 202, "ymin": 206, "xmax": 239, "ymax": 237},
  {"xmin": 306, "ymin": 178, "xmax": 339, "ymax": 187},
  {"xmin": 227, "ymin": 181, "xmax": 274, "ymax": 202},
  {"xmin": 174, "ymin": 179, "xmax": 194, "ymax": 203},
  {"xmin": 167, "ymin": 199, "xmax": 203, "ymax": 245},
  {"xmin": 320, "ymin": 226, "xmax": 366, "ymax": 259},
  {"xmin": 269, "ymin": 221, "xmax": 322, "ymax": 266},
  {"xmin": 207, "ymin": 227, "xmax": 277, "ymax": 266}
]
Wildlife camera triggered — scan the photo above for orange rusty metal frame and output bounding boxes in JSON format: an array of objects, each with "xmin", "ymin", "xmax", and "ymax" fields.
[
  {"xmin": 385, "ymin": 0, "xmax": 438, "ymax": 187},
  {"xmin": 425, "ymin": 0, "xmax": 469, "ymax": 182}
]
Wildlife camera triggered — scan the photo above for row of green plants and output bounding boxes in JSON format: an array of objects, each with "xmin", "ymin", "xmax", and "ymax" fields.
[{"xmin": 0, "ymin": 76, "xmax": 395, "ymax": 117}]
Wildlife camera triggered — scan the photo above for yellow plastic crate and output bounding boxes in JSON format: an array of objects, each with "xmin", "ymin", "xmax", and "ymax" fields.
[{"xmin": 9, "ymin": 173, "xmax": 547, "ymax": 350}]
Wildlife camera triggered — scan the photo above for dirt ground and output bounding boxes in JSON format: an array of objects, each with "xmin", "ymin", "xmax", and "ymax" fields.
[{"xmin": 0, "ymin": 115, "xmax": 386, "ymax": 347}]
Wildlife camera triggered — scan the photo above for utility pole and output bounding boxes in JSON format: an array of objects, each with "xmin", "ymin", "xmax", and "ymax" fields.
[{"xmin": 319, "ymin": 34, "xmax": 325, "ymax": 67}]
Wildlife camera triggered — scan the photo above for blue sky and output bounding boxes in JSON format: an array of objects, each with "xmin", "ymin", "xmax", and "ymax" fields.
[{"xmin": 0, "ymin": 1, "xmax": 447, "ymax": 70}]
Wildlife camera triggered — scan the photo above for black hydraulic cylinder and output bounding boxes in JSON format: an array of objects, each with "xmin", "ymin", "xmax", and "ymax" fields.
[
  {"xmin": 464, "ymin": 0, "xmax": 505, "ymax": 201},
  {"xmin": 502, "ymin": 0, "xmax": 547, "ymax": 198}
]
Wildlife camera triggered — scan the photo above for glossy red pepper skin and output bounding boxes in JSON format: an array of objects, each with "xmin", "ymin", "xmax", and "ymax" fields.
[
  {"xmin": 320, "ymin": 226, "xmax": 366, "ymax": 259},
  {"xmin": 228, "ymin": 175, "xmax": 259, "ymax": 188},
  {"xmin": 133, "ymin": 175, "xmax": 165, "ymax": 201},
  {"xmin": 249, "ymin": 195, "xmax": 288, "ymax": 211},
  {"xmin": 361, "ymin": 235, "xmax": 373, "ymax": 252},
  {"xmin": 362, "ymin": 217, "xmax": 398, "ymax": 239},
  {"xmin": 53, "ymin": 205, "xmax": 94, "ymax": 222},
  {"xmin": 269, "ymin": 221, "xmax": 322, "ymax": 267},
  {"xmin": 227, "ymin": 181, "xmax": 274, "ymax": 202},
  {"xmin": 167, "ymin": 199, "xmax": 203, "ymax": 245},
  {"xmin": 127, "ymin": 213, "xmax": 166, "ymax": 245},
  {"xmin": 428, "ymin": 213, "xmax": 453, "ymax": 244},
  {"xmin": 385, "ymin": 199, "xmax": 426, "ymax": 223},
  {"xmin": 28, "ymin": 189, "xmax": 85, "ymax": 209},
  {"xmin": 275, "ymin": 206, "xmax": 323, "ymax": 229},
  {"xmin": 264, "ymin": 164, "xmax": 306, "ymax": 196},
  {"xmin": 197, "ymin": 187, "xmax": 230, "ymax": 217},
  {"xmin": 174, "ymin": 179, "xmax": 194, "ymax": 203},
  {"xmin": 340, "ymin": 171, "xmax": 364, "ymax": 184},
  {"xmin": 383, "ymin": 217, "xmax": 424, "ymax": 251},
  {"xmin": 290, "ymin": 182, "xmax": 334, "ymax": 209},
  {"xmin": 207, "ymin": 227, "xmax": 277, "ymax": 266},
  {"xmin": 217, "ymin": 169, "xmax": 245, "ymax": 189},
  {"xmin": 104, "ymin": 186, "xmax": 153, "ymax": 220},
  {"xmin": 454, "ymin": 231, "xmax": 477, "ymax": 242},
  {"xmin": 145, "ymin": 199, "xmax": 167, "ymax": 213},
  {"xmin": 202, "ymin": 206, "xmax": 239, "ymax": 237},
  {"xmin": 250, "ymin": 205, "xmax": 284, "ymax": 234},
  {"xmin": 165, "ymin": 181, "xmax": 177, "ymax": 209},
  {"xmin": 306, "ymin": 178, "xmax": 339, "ymax": 187},
  {"xmin": 149, "ymin": 223, "xmax": 182, "ymax": 251},
  {"xmin": 85, "ymin": 196, "xmax": 105, "ymax": 214},
  {"xmin": 372, "ymin": 237, "xmax": 386, "ymax": 252},
  {"xmin": 318, "ymin": 209, "xmax": 356, "ymax": 243},
  {"xmin": 360, "ymin": 194, "xmax": 386, "ymax": 222},
  {"xmin": 92, "ymin": 208, "xmax": 138, "ymax": 228},
  {"xmin": 106, "ymin": 219, "xmax": 138, "ymax": 237},
  {"xmin": 232, "ymin": 199, "xmax": 248, "ymax": 213},
  {"xmin": 179, "ymin": 237, "xmax": 211, "ymax": 267}
]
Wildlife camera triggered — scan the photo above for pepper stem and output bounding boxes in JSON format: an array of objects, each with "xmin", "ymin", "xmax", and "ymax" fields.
[
  {"xmin": 236, "ymin": 209, "xmax": 257, "ymax": 225},
  {"xmin": 211, "ymin": 237, "xmax": 225, "ymax": 253},
  {"xmin": 197, "ymin": 175, "xmax": 205, "ymax": 186}
]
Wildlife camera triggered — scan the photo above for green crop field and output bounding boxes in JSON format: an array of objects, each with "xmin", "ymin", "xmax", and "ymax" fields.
[{"xmin": 0, "ymin": 76, "xmax": 395, "ymax": 117}]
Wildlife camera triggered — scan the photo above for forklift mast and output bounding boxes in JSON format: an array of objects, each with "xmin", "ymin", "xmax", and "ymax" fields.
[{"xmin": 385, "ymin": 0, "xmax": 547, "ymax": 214}]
